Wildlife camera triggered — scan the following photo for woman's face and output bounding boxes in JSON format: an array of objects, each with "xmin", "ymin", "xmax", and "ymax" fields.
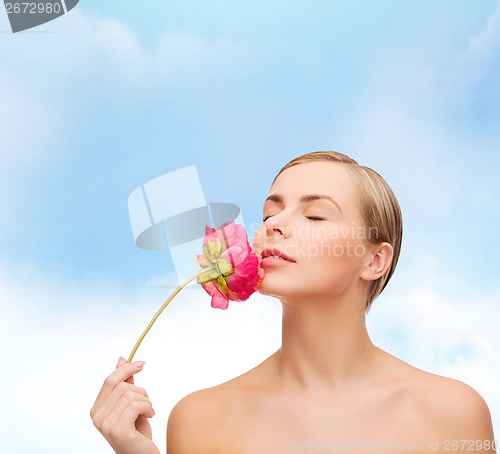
[{"xmin": 252, "ymin": 161, "xmax": 375, "ymax": 301}]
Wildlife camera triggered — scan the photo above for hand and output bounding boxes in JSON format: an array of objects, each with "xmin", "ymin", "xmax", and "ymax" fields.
[{"xmin": 90, "ymin": 357, "xmax": 160, "ymax": 454}]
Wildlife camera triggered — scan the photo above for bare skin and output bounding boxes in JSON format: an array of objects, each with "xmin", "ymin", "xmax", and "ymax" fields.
[
  {"xmin": 92, "ymin": 161, "xmax": 495, "ymax": 453},
  {"xmin": 167, "ymin": 347, "xmax": 495, "ymax": 453}
]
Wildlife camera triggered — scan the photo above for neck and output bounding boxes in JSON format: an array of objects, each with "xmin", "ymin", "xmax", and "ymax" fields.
[{"xmin": 276, "ymin": 291, "xmax": 379, "ymax": 395}]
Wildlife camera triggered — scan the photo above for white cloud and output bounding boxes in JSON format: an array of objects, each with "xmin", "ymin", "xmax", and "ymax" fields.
[
  {"xmin": 1, "ymin": 8, "xmax": 242, "ymax": 93},
  {"xmin": 0, "ymin": 81, "xmax": 63, "ymax": 221},
  {"xmin": 346, "ymin": 104, "xmax": 466, "ymax": 219},
  {"xmin": 343, "ymin": 1, "xmax": 500, "ymax": 220},
  {"xmin": 459, "ymin": 0, "xmax": 500, "ymax": 69},
  {"xmin": 0, "ymin": 83, "xmax": 60, "ymax": 164},
  {"xmin": 154, "ymin": 32, "xmax": 240, "ymax": 81},
  {"xmin": 0, "ymin": 8, "xmax": 242, "ymax": 240},
  {"xmin": 438, "ymin": 0, "xmax": 500, "ymax": 116}
]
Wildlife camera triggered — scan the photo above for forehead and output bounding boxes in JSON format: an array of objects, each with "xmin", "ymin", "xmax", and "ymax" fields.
[{"xmin": 270, "ymin": 161, "xmax": 357, "ymax": 201}]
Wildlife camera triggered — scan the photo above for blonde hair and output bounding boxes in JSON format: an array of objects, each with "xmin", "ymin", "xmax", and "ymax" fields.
[{"xmin": 273, "ymin": 151, "xmax": 403, "ymax": 311}]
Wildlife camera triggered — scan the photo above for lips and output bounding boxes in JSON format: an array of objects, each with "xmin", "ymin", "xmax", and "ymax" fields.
[{"xmin": 260, "ymin": 248, "xmax": 296, "ymax": 263}]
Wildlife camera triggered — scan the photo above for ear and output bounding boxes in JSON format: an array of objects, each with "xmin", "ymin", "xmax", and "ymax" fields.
[{"xmin": 360, "ymin": 242, "xmax": 393, "ymax": 282}]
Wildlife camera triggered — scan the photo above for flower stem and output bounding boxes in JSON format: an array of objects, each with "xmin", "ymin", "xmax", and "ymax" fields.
[{"xmin": 127, "ymin": 269, "xmax": 206, "ymax": 363}]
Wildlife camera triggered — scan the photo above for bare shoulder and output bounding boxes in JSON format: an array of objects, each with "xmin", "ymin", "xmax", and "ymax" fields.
[
  {"xmin": 166, "ymin": 383, "xmax": 238, "ymax": 454},
  {"xmin": 418, "ymin": 372, "xmax": 494, "ymax": 437},
  {"xmin": 383, "ymin": 352, "xmax": 495, "ymax": 443},
  {"xmin": 166, "ymin": 357, "xmax": 272, "ymax": 454}
]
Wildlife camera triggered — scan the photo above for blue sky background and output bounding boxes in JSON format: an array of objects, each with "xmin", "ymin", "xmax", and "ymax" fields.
[{"xmin": 0, "ymin": 1, "xmax": 499, "ymax": 452}]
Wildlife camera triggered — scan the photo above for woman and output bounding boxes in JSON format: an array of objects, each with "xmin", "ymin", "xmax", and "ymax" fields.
[{"xmin": 91, "ymin": 151, "xmax": 495, "ymax": 453}]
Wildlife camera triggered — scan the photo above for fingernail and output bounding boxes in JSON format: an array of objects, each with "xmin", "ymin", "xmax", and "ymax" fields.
[
  {"xmin": 116, "ymin": 356, "xmax": 125, "ymax": 367},
  {"xmin": 132, "ymin": 360, "xmax": 145, "ymax": 369}
]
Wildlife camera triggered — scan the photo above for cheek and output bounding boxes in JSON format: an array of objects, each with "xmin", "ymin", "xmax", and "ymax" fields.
[
  {"xmin": 252, "ymin": 225, "xmax": 266, "ymax": 251},
  {"xmin": 296, "ymin": 235, "xmax": 345, "ymax": 262},
  {"xmin": 300, "ymin": 236, "xmax": 363, "ymax": 272}
]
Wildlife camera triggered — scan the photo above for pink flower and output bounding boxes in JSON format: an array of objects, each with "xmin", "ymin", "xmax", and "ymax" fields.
[
  {"xmin": 194, "ymin": 221, "xmax": 264, "ymax": 309},
  {"xmin": 126, "ymin": 221, "xmax": 264, "ymax": 362}
]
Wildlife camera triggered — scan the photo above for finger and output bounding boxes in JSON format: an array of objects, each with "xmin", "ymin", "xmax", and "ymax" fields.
[
  {"xmin": 93, "ymin": 386, "xmax": 152, "ymax": 433},
  {"xmin": 93, "ymin": 381, "xmax": 150, "ymax": 426},
  {"xmin": 99, "ymin": 397, "xmax": 155, "ymax": 444},
  {"xmin": 98, "ymin": 391, "xmax": 153, "ymax": 430},
  {"xmin": 115, "ymin": 391, "xmax": 155, "ymax": 420},
  {"xmin": 116, "ymin": 356, "xmax": 135, "ymax": 384},
  {"xmin": 116, "ymin": 397, "xmax": 156, "ymax": 434},
  {"xmin": 91, "ymin": 360, "xmax": 145, "ymax": 417}
]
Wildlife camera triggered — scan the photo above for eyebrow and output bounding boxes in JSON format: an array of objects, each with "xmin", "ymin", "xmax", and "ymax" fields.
[{"xmin": 265, "ymin": 193, "xmax": 343, "ymax": 213}]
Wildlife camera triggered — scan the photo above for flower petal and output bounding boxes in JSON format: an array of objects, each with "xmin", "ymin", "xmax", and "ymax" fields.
[
  {"xmin": 196, "ymin": 221, "xmax": 264, "ymax": 308},
  {"xmin": 201, "ymin": 281, "xmax": 230, "ymax": 310}
]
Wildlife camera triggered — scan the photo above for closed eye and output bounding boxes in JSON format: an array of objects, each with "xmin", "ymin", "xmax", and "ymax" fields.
[{"xmin": 306, "ymin": 216, "xmax": 325, "ymax": 221}]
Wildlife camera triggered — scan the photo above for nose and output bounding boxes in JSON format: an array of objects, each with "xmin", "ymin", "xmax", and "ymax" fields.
[{"xmin": 265, "ymin": 216, "xmax": 287, "ymax": 238}]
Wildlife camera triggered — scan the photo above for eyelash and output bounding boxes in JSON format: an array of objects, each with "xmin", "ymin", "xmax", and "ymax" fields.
[
  {"xmin": 262, "ymin": 215, "xmax": 325, "ymax": 222},
  {"xmin": 306, "ymin": 216, "xmax": 325, "ymax": 221}
]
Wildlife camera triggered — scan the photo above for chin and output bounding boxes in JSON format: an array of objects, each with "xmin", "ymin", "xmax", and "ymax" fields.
[
  {"xmin": 257, "ymin": 277, "xmax": 297, "ymax": 300},
  {"xmin": 256, "ymin": 279, "xmax": 281, "ymax": 298},
  {"xmin": 256, "ymin": 283, "xmax": 275, "ymax": 297}
]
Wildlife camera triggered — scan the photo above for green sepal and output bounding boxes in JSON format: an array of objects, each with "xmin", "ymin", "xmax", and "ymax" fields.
[
  {"xmin": 215, "ymin": 258, "xmax": 233, "ymax": 276},
  {"xmin": 217, "ymin": 275, "xmax": 230, "ymax": 295},
  {"xmin": 197, "ymin": 268, "xmax": 221, "ymax": 284},
  {"xmin": 203, "ymin": 239, "xmax": 222, "ymax": 261}
]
